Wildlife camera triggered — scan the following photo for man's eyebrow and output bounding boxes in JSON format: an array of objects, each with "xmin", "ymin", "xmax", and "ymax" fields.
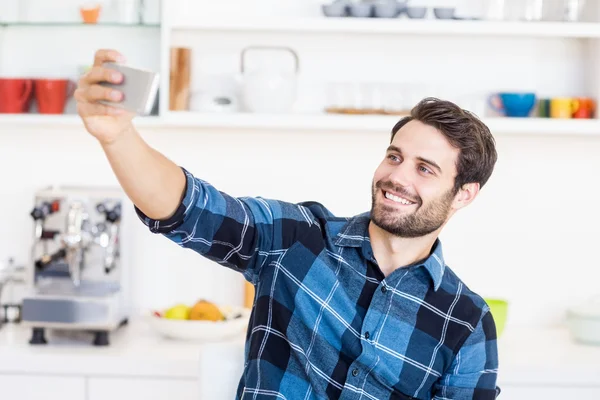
[{"xmin": 417, "ymin": 156, "xmax": 442, "ymax": 174}]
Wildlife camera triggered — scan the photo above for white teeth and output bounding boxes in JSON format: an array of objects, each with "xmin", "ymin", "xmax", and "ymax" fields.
[{"xmin": 385, "ymin": 191, "xmax": 414, "ymax": 205}]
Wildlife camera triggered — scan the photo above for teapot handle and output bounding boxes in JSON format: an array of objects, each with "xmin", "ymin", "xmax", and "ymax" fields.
[{"xmin": 240, "ymin": 46, "xmax": 300, "ymax": 73}]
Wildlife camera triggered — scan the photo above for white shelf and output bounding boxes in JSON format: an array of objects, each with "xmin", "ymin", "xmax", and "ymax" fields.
[
  {"xmin": 161, "ymin": 112, "xmax": 399, "ymax": 132},
  {"xmin": 3, "ymin": 112, "xmax": 600, "ymax": 136},
  {"xmin": 485, "ymin": 117, "xmax": 600, "ymax": 136},
  {"xmin": 0, "ymin": 114, "xmax": 162, "ymax": 128},
  {"xmin": 161, "ymin": 112, "xmax": 600, "ymax": 136},
  {"xmin": 170, "ymin": 18, "xmax": 600, "ymax": 39}
]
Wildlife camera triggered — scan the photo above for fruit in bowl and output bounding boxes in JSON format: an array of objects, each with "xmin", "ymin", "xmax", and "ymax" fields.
[
  {"xmin": 189, "ymin": 300, "xmax": 225, "ymax": 321},
  {"xmin": 163, "ymin": 303, "xmax": 191, "ymax": 320},
  {"xmin": 156, "ymin": 299, "xmax": 241, "ymax": 322},
  {"xmin": 147, "ymin": 299, "xmax": 250, "ymax": 342}
]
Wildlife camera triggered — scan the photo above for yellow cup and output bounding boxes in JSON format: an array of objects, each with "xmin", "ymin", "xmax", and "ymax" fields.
[{"xmin": 550, "ymin": 98, "xmax": 579, "ymax": 119}]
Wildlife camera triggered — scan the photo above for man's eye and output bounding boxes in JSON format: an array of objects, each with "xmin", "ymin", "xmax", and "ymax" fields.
[
  {"xmin": 388, "ymin": 154, "xmax": 400, "ymax": 162},
  {"xmin": 419, "ymin": 166, "xmax": 432, "ymax": 174}
]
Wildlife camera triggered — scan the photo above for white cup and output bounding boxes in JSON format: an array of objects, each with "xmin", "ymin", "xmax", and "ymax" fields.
[{"xmin": 117, "ymin": 0, "xmax": 140, "ymax": 24}]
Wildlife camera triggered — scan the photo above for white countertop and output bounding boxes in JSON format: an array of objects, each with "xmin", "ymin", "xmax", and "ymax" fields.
[
  {"xmin": 0, "ymin": 319, "xmax": 245, "ymax": 379},
  {"xmin": 0, "ymin": 321, "xmax": 599, "ymax": 386},
  {"xmin": 497, "ymin": 326, "xmax": 600, "ymax": 386}
]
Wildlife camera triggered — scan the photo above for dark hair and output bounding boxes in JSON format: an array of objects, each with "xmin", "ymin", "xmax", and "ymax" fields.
[{"xmin": 391, "ymin": 97, "xmax": 497, "ymax": 192}]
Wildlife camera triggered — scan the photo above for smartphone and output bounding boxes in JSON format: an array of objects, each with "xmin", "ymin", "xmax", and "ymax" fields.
[{"xmin": 99, "ymin": 62, "xmax": 160, "ymax": 116}]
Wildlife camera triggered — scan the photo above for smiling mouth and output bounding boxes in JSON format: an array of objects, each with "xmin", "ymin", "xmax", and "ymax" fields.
[{"xmin": 382, "ymin": 190, "xmax": 416, "ymax": 206}]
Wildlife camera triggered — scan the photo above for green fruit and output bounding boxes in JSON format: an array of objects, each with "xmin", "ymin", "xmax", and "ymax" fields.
[{"xmin": 164, "ymin": 304, "xmax": 191, "ymax": 320}]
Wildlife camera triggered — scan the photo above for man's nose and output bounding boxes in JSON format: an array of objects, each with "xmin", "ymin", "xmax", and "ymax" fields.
[{"xmin": 387, "ymin": 162, "xmax": 415, "ymax": 188}]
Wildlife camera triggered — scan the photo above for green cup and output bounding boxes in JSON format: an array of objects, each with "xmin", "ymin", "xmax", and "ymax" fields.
[
  {"xmin": 538, "ymin": 98, "xmax": 551, "ymax": 118},
  {"xmin": 484, "ymin": 298, "xmax": 509, "ymax": 338}
]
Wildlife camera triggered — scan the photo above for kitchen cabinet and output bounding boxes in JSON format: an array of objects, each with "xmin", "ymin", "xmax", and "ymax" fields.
[
  {"xmin": 0, "ymin": 374, "xmax": 85, "ymax": 400},
  {"xmin": 0, "ymin": 374, "xmax": 199, "ymax": 400},
  {"xmin": 88, "ymin": 377, "xmax": 199, "ymax": 400},
  {"xmin": 0, "ymin": 323, "xmax": 234, "ymax": 400},
  {"xmin": 500, "ymin": 386, "xmax": 600, "ymax": 399}
]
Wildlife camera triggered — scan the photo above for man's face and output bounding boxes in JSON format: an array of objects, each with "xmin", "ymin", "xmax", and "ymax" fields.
[{"xmin": 371, "ymin": 120, "xmax": 461, "ymax": 238}]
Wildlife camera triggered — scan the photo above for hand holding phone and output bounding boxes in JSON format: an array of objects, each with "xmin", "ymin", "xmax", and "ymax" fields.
[
  {"xmin": 75, "ymin": 50, "xmax": 159, "ymax": 145},
  {"xmin": 98, "ymin": 62, "xmax": 160, "ymax": 116}
]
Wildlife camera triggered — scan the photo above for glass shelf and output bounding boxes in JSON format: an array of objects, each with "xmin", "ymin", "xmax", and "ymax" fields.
[{"xmin": 0, "ymin": 22, "xmax": 160, "ymax": 28}]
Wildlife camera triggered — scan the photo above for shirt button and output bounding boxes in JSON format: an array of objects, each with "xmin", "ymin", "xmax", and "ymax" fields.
[
  {"xmin": 364, "ymin": 331, "xmax": 370, "ymax": 339},
  {"xmin": 352, "ymin": 368, "xmax": 359, "ymax": 377},
  {"xmin": 381, "ymin": 286, "xmax": 388, "ymax": 293}
]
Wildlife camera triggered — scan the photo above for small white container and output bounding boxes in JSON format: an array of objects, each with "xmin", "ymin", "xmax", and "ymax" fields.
[
  {"xmin": 116, "ymin": 0, "xmax": 140, "ymax": 24},
  {"xmin": 484, "ymin": 0, "xmax": 507, "ymax": 20},
  {"xmin": 566, "ymin": 298, "xmax": 600, "ymax": 346},
  {"xmin": 564, "ymin": 0, "xmax": 585, "ymax": 22}
]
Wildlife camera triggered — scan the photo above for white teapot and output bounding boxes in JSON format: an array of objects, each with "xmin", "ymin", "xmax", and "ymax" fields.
[{"xmin": 239, "ymin": 46, "xmax": 299, "ymax": 114}]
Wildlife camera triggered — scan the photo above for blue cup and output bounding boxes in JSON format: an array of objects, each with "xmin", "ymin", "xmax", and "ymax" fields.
[{"xmin": 489, "ymin": 92, "xmax": 536, "ymax": 117}]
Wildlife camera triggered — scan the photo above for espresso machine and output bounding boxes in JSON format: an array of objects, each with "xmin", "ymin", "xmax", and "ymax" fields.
[{"xmin": 20, "ymin": 186, "xmax": 130, "ymax": 346}]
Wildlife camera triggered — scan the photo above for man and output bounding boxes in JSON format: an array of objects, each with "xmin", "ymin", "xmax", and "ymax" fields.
[{"xmin": 75, "ymin": 49, "xmax": 500, "ymax": 400}]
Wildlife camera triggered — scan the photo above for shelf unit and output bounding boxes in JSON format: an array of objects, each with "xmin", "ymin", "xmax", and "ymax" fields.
[
  {"xmin": 0, "ymin": 114, "xmax": 162, "ymax": 128},
  {"xmin": 0, "ymin": 22, "xmax": 159, "ymax": 28},
  {"xmin": 143, "ymin": 113, "xmax": 600, "ymax": 136},
  {"xmin": 0, "ymin": 10, "xmax": 162, "ymax": 120},
  {"xmin": 3, "ymin": 2, "xmax": 600, "ymax": 137},
  {"xmin": 2, "ymin": 112, "xmax": 598, "ymax": 137},
  {"xmin": 170, "ymin": 18, "xmax": 600, "ymax": 39},
  {"xmin": 158, "ymin": 0, "xmax": 600, "ymax": 137}
]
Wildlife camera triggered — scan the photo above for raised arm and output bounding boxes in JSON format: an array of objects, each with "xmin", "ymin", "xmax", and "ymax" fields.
[
  {"xmin": 75, "ymin": 49, "xmax": 185, "ymax": 221},
  {"xmin": 133, "ymin": 169, "xmax": 320, "ymax": 280},
  {"xmin": 76, "ymin": 49, "xmax": 323, "ymax": 280}
]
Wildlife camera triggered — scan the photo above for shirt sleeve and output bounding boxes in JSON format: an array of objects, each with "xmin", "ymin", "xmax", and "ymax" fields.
[
  {"xmin": 431, "ymin": 310, "xmax": 501, "ymax": 400},
  {"xmin": 134, "ymin": 167, "xmax": 320, "ymax": 283}
]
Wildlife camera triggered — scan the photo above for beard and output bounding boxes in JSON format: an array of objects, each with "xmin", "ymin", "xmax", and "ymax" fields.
[{"xmin": 370, "ymin": 180, "xmax": 456, "ymax": 238}]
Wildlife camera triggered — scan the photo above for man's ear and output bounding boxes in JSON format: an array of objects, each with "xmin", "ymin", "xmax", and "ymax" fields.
[{"xmin": 453, "ymin": 182, "xmax": 480, "ymax": 210}]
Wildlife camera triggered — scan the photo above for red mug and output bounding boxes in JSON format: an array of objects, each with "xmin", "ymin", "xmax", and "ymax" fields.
[
  {"xmin": 573, "ymin": 97, "xmax": 595, "ymax": 119},
  {"xmin": 34, "ymin": 79, "xmax": 76, "ymax": 114},
  {"xmin": 0, "ymin": 78, "xmax": 33, "ymax": 113}
]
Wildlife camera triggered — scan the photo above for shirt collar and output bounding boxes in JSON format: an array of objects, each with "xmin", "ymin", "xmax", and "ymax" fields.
[
  {"xmin": 331, "ymin": 212, "xmax": 446, "ymax": 291},
  {"xmin": 333, "ymin": 211, "xmax": 371, "ymax": 248}
]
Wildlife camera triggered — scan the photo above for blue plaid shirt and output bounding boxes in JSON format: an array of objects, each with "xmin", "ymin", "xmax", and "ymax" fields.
[{"xmin": 136, "ymin": 168, "xmax": 500, "ymax": 400}]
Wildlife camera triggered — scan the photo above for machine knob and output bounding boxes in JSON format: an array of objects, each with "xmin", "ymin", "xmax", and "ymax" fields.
[
  {"xmin": 30, "ymin": 207, "xmax": 44, "ymax": 220},
  {"xmin": 96, "ymin": 222, "xmax": 107, "ymax": 233},
  {"xmin": 30, "ymin": 201, "xmax": 58, "ymax": 221},
  {"xmin": 40, "ymin": 230, "xmax": 60, "ymax": 240},
  {"xmin": 97, "ymin": 203, "xmax": 121, "ymax": 223},
  {"xmin": 34, "ymin": 248, "xmax": 67, "ymax": 270},
  {"xmin": 106, "ymin": 204, "xmax": 121, "ymax": 223}
]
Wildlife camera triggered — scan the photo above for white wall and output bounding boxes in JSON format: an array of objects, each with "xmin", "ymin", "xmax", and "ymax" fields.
[{"xmin": 2, "ymin": 122, "xmax": 600, "ymax": 330}]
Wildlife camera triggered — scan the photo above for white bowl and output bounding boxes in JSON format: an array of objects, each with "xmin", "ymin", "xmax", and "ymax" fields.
[
  {"xmin": 145, "ymin": 306, "xmax": 251, "ymax": 342},
  {"xmin": 567, "ymin": 315, "xmax": 600, "ymax": 345},
  {"xmin": 566, "ymin": 300, "xmax": 600, "ymax": 346}
]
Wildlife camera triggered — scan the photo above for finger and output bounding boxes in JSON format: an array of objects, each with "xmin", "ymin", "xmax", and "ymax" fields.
[
  {"xmin": 77, "ymin": 101, "xmax": 125, "ymax": 117},
  {"xmin": 93, "ymin": 49, "xmax": 126, "ymax": 68},
  {"xmin": 77, "ymin": 84, "xmax": 123, "ymax": 104},
  {"xmin": 80, "ymin": 66, "xmax": 123, "ymax": 87}
]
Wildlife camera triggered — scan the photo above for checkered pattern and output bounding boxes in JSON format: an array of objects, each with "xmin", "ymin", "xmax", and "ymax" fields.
[{"xmin": 136, "ymin": 168, "xmax": 500, "ymax": 400}]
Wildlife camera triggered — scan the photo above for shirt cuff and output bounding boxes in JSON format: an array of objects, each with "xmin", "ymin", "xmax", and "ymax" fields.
[{"xmin": 134, "ymin": 167, "xmax": 197, "ymax": 234}]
